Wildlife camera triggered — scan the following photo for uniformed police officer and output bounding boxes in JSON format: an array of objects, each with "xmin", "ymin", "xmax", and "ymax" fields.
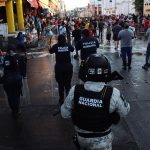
[
  {"xmin": 2, "ymin": 45, "xmax": 25, "ymax": 118},
  {"xmin": 16, "ymin": 32, "xmax": 27, "ymax": 78},
  {"xmin": 49, "ymin": 34, "xmax": 74, "ymax": 105},
  {"xmin": 61, "ymin": 54, "xmax": 130, "ymax": 150},
  {"xmin": 76, "ymin": 29, "xmax": 99, "ymax": 61}
]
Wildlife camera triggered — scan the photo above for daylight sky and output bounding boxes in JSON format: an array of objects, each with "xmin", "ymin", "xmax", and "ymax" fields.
[{"xmin": 64, "ymin": 0, "xmax": 90, "ymax": 10}]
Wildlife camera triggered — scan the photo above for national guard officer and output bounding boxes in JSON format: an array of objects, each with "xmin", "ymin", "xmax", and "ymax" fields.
[
  {"xmin": 76, "ymin": 29, "xmax": 99, "ymax": 62},
  {"xmin": 2, "ymin": 45, "xmax": 25, "ymax": 118},
  {"xmin": 61, "ymin": 54, "xmax": 130, "ymax": 150},
  {"xmin": 49, "ymin": 34, "xmax": 74, "ymax": 105}
]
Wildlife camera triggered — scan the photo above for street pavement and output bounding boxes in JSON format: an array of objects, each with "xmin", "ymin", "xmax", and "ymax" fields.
[{"xmin": 0, "ymin": 36, "xmax": 149, "ymax": 150}]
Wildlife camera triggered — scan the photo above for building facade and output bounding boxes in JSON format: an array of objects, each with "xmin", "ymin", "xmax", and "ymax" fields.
[
  {"xmin": 89, "ymin": 0, "xmax": 102, "ymax": 15},
  {"xmin": 0, "ymin": 0, "xmax": 61, "ymax": 33},
  {"xmin": 49, "ymin": 0, "xmax": 60, "ymax": 15},
  {"xmin": 59, "ymin": 0, "xmax": 66, "ymax": 18},
  {"xmin": 144, "ymin": 0, "xmax": 150, "ymax": 16},
  {"xmin": 101, "ymin": 0, "xmax": 135, "ymax": 15},
  {"xmin": 0, "ymin": 0, "xmax": 24, "ymax": 33}
]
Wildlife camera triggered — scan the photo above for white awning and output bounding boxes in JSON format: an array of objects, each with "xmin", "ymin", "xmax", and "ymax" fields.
[{"xmin": 38, "ymin": 0, "xmax": 49, "ymax": 9}]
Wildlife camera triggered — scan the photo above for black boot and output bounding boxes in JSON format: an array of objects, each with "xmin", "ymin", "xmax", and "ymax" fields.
[
  {"xmin": 122, "ymin": 61, "xmax": 126, "ymax": 70},
  {"xmin": 59, "ymin": 99, "xmax": 64, "ymax": 105},
  {"xmin": 142, "ymin": 64, "xmax": 148, "ymax": 70}
]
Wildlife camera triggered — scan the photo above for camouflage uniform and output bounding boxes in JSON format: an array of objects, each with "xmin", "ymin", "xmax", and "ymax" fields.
[{"xmin": 61, "ymin": 81, "xmax": 130, "ymax": 150}]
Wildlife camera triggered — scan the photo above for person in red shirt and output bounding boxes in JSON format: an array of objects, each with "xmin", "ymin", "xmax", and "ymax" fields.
[
  {"xmin": 89, "ymin": 24, "xmax": 94, "ymax": 37},
  {"xmin": 144, "ymin": 17, "xmax": 150, "ymax": 40},
  {"xmin": 130, "ymin": 20, "xmax": 135, "ymax": 27},
  {"xmin": 144, "ymin": 17, "xmax": 150, "ymax": 32}
]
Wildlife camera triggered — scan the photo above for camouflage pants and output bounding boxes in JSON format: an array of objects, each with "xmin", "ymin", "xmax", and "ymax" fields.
[{"xmin": 78, "ymin": 132, "xmax": 113, "ymax": 150}]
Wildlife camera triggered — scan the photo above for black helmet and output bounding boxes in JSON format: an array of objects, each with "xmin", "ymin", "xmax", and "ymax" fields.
[
  {"xmin": 82, "ymin": 29, "xmax": 89, "ymax": 37},
  {"xmin": 79, "ymin": 54, "xmax": 111, "ymax": 82},
  {"xmin": 58, "ymin": 34, "xmax": 66, "ymax": 44},
  {"xmin": 7, "ymin": 44, "xmax": 15, "ymax": 53}
]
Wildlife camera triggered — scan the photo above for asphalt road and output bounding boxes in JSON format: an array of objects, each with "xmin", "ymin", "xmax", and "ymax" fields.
[{"xmin": 0, "ymin": 37, "xmax": 149, "ymax": 150}]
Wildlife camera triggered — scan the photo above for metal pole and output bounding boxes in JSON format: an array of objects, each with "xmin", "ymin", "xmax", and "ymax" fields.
[
  {"xmin": 76, "ymin": 0, "xmax": 77, "ymax": 8},
  {"xmin": 115, "ymin": 0, "xmax": 116, "ymax": 15},
  {"xmin": 102, "ymin": 0, "xmax": 104, "ymax": 15},
  {"xmin": 97, "ymin": 0, "xmax": 99, "ymax": 16},
  {"xmin": 128, "ymin": 0, "xmax": 129, "ymax": 14}
]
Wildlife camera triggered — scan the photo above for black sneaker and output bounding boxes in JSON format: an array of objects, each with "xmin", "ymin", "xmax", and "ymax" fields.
[
  {"xmin": 142, "ymin": 65, "xmax": 148, "ymax": 70},
  {"xmin": 74, "ymin": 54, "xmax": 79, "ymax": 59},
  {"xmin": 12, "ymin": 110, "xmax": 21, "ymax": 119},
  {"xmin": 128, "ymin": 66, "xmax": 132, "ymax": 70},
  {"xmin": 148, "ymin": 63, "xmax": 150, "ymax": 67},
  {"xmin": 23, "ymin": 76, "xmax": 27, "ymax": 79},
  {"xmin": 59, "ymin": 99, "xmax": 64, "ymax": 106},
  {"xmin": 122, "ymin": 66, "xmax": 126, "ymax": 70}
]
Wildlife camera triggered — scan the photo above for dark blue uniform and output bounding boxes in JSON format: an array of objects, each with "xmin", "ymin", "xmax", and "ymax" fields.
[
  {"xmin": 16, "ymin": 32, "xmax": 27, "ymax": 78},
  {"xmin": 76, "ymin": 36, "xmax": 99, "ymax": 61},
  {"xmin": 49, "ymin": 42, "xmax": 74, "ymax": 105},
  {"xmin": 3, "ymin": 52, "xmax": 25, "ymax": 116}
]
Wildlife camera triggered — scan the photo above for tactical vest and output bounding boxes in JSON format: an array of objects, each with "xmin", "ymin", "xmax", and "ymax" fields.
[
  {"xmin": 72, "ymin": 84, "xmax": 113, "ymax": 132},
  {"xmin": 55, "ymin": 44, "xmax": 71, "ymax": 64},
  {"xmin": 3, "ymin": 54, "xmax": 20, "ymax": 75}
]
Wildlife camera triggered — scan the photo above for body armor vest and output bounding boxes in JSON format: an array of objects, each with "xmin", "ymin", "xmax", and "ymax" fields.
[{"xmin": 72, "ymin": 84, "xmax": 113, "ymax": 132}]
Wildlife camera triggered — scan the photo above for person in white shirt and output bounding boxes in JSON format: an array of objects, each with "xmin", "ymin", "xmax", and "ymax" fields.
[{"xmin": 59, "ymin": 22, "xmax": 66, "ymax": 36}]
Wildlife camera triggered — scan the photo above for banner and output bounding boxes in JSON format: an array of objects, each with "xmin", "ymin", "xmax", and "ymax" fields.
[{"xmin": 27, "ymin": 0, "xmax": 38, "ymax": 8}]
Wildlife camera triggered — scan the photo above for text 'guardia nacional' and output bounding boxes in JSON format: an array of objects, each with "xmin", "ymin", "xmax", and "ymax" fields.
[{"xmin": 79, "ymin": 97, "xmax": 103, "ymax": 108}]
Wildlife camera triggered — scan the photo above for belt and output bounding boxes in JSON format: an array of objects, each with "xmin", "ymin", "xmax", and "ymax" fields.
[{"xmin": 77, "ymin": 129, "xmax": 111, "ymax": 138}]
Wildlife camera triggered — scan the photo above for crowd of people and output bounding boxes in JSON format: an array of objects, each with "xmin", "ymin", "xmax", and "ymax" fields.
[
  {"xmin": 23, "ymin": 12, "xmax": 149, "ymax": 44},
  {"xmin": 0, "ymin": 11, "xmax": 150, "ymax": 150},
  {"xmin": 22, "ymin": 12, "xmax": 150, "ymax": 70}
]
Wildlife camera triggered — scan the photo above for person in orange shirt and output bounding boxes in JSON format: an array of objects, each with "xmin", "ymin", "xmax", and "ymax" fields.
[{"xmin": 85, "ymin": 20, "xmax": 90, "ymax": 30}]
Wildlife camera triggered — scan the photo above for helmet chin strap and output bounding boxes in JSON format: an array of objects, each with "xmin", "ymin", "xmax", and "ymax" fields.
[
  {"xmin": 79, "ymin": 54, "xmax": 114, "ymax": 82},
  {"xmin": 106, "ymin": 71, "xmax": 124, "ymax": 82}
]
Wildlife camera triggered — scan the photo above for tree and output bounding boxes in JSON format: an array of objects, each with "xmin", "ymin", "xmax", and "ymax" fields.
[{"xmin": 133, "ymin": 0, "xmax": 144, "ymax": 15}]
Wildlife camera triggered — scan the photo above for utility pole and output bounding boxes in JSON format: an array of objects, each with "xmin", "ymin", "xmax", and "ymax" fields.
[
  {"xmin": 128, "ymin": 0, "xmax": 130, "ymax": 14},
  {"xmin": 115, "ymin": 0, "xmax": 117, "ymax": 15},
  {"xmin": 109, "ymin": 0, "xmax": 117, "ymax": 15},
  {"xmin": 94, "ymin": 0, "xmax": 96, "ymax": 16}
]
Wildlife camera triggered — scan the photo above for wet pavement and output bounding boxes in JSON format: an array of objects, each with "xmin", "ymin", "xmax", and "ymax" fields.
[{"xmin": 0, "ymin": 36, "xmax": 149, "ymax": 150}]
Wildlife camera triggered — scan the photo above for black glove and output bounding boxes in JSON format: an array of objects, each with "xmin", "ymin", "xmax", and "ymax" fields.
[
  {"xmin": 110, "ymin": 111, "xmax": 120, "ymax": 125},
  {"xmin": 78, "ymin": 61, "xmax": 87, "ymax": 82}
]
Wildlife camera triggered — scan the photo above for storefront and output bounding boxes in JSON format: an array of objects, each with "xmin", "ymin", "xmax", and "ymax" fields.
[
  {"xmin": 0, "ymin": 0, "xmax": 24, "ymax": 33},
  {"xmin": 0, "ymin": 0, "xmax": 7, "ymax": 23},
  {"xmin": 0, "ymin": 0, "xmax": 8, "ymax": 36}
]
